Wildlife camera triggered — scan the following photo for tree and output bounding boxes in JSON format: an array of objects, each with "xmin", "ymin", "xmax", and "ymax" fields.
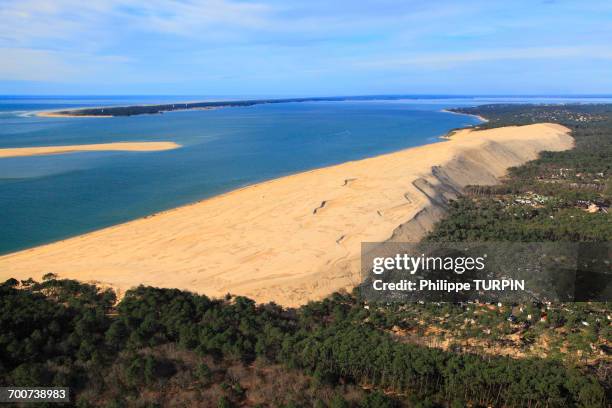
[
  {"xmin": 329, "ymin": 394, "xmax": 349, "ymax": 408},
  {"xmin": 217, "ymin": 396, "xmax": 233, "ymax": 408}
]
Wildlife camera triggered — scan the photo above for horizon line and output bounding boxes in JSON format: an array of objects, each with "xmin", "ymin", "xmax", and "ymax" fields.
[{"xmin": 3, "ymin": 93, "xmax": 612, "ymax": 98}]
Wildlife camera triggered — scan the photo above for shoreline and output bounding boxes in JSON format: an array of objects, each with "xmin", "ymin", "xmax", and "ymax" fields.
[
  {"xmin": 0, "ymin": 141, "xmax": 181, "ymax": 158},
  {"xmin": 36, "ymin": 111, "xmax": 113, "ymax": 118},
  {"xmin": 0, "ymin": 123, "xmax": 573, "ymax": 306},
  {"xmin": 32, "ymin": 96, "xmax": 495, "ymax": 118},
  {"xmin": 35, "ymin": 106, "xmax": 221, "ymax": 118},
  {"xmin": 440, "ymin": 108, "xmax": 489, "ymax": 124}
]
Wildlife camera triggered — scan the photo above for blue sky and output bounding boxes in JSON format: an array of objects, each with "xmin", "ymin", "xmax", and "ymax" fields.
[{"xmin": 1, "ymin": 0, "xmax": 611, "ymax": 95}]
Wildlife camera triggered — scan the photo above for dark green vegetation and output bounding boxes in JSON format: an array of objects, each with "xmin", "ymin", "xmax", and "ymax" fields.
[
  {"xmin": 53, "ymin": 95, "xmax": 420, "ymax": 117},
  {"xmin": 1, "ymin": 104, "xmax": 610, "ymax": 407},
  {"xmin": 1, "ymin": 278, "xmax": 608, "ymax": 407},
  {"xmin": 435, "ymin": 104, "xmax": 611, "ymax": 242}
]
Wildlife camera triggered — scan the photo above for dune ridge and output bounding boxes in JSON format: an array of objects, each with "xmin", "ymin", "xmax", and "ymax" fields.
[
  {"xmin": 0, "ymin": 123, "xmax": 573, "ymax": 306},
  {"xmin": 0, "ymin": 142, "xmax": 181, "ymax": 158}
]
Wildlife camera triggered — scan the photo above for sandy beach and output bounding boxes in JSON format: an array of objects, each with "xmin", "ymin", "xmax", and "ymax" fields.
[
  {"xmin": 0, "ymin": 142, "xmax": 181, "ymax": 158},
  {"xmin": 0, "ymin": 123, "xmax": 573, "ymax": 306},
  {"xmin": 441, "ymin": 109, "xmax": 489, "ymax": 123}
]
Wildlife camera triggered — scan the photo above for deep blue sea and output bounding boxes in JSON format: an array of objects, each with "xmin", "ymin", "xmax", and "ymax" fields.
[{"xmin": 2, "ymin": 95, "xmax": 611, "ymax": 254}]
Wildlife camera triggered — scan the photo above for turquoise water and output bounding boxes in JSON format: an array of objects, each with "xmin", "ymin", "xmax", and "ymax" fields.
[{"xmin": 0, "ymin": 95, "xmax": 610, "ymax": 254}]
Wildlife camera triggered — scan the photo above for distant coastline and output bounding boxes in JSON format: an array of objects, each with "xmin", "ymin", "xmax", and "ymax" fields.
[
  {"xmin": 35, "ymin": 95, "xmax": 457, "ymax": 118},
  {"xmin": 37, "ymin": 111, "xmax": 113, "ymax": 118},
  {"xmin": 441, "ymin": 108, "xmax": 489, "ymax": 124}
]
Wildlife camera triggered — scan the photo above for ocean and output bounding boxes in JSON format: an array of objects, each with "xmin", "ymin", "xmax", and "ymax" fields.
[{"xmin": 1, "ymin": 95, "xmax": 610, "ymax": 254}]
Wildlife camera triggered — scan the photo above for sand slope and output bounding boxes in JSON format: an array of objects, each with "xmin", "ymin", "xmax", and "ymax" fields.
[
  {"xmin": 0, "ymin": 142, "xmax": 181, "ymax": 158},
  {"xmin": 0, "ymin": 124, "xmax": 573, "ymax": 306}
]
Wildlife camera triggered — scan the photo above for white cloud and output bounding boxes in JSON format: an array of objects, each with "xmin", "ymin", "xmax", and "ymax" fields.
[
  {"xmin": 352, "ymin": 46, "xmax": 612, "ymax": 70},
  {"xmin": 0, "ymin": 0, "xmax": 611, "ymax": 88},
  {"xmin": 0, "ymin": 0, "xmax": 276, "ymax": 80},
  {"xmin": 0, "ymin": 0, "xmax": 116, "ymax": 45},
  {"xmin": 127, "ymin": 0, "xmax": 272, "ymax": 34},
  {"xmin": 0, "ymin": 0, "xmax": 273, "ymax": 46},
  {"xmin": 0, "ymin": 47, "xmax": 133, "ymax": 81}
]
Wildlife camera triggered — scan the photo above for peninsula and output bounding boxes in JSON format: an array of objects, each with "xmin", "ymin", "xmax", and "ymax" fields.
[{"xmin": 37, "ymin": 95, "xmax": 443, "ymax": 117}]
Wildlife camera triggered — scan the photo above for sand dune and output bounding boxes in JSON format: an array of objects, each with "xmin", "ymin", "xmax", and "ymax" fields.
[
  {"xmin": 0, "ymin": 124, "xmax": 573, "ymax": 306},
  {"xmin": 0, "ymin": 142, "xmax": 181, "ymax": 158}
]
